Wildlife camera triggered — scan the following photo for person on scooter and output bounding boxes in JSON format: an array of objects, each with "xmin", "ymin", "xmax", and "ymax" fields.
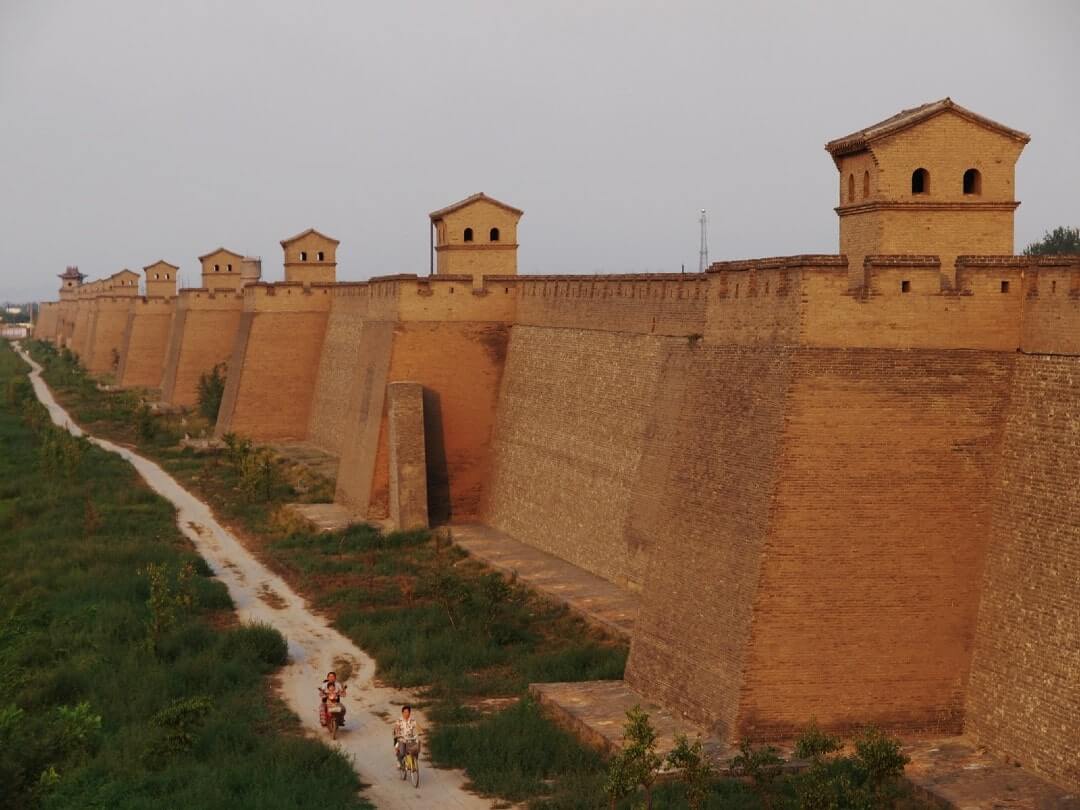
[
  {"xmin": 393, "ymin": 705, "xmax": 419, "ymax": 765},
  {"xmin": 319, "ymin": 671, "xmax": 348, "ymax": 727}
]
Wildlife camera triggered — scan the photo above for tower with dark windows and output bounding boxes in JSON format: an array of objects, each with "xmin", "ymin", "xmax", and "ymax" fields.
[
  {"xmin": 429, "ymin": 193, "xmax": 522, "ymax": 281},
  {"xmin": 826, "ymin": 98, "xmax": 1030, "ymax": 286},
  {"xmin": 281, "ymin": 228, "xmax": 338, "ymax": 285}
]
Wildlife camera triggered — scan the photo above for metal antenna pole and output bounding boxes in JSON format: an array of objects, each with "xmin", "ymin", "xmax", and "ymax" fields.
[{"xmin": 698, "ymin": 209, "xmax": 709, "ymax": 273}]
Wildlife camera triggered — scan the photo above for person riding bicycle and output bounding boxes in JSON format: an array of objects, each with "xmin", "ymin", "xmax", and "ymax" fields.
[
  {"xmin": 319, "ymin": 671, "xmax": 348, "ymax": 728},
  {"xmin": 392, "ymin": 705, "xmax": 419, "ymax": 766}
]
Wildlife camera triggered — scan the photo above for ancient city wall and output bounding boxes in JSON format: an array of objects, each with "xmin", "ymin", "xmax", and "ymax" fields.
[
  {"xmin": 159, "ymin": 289, "xmax": 244, "ymax": 408},
  {"xmin": 308, "ymin": 285, "xmax": 371, "ymax": 454},
  {"xmin": 70, "ymin": 299, "xmax": 94, "ymax": 358},
  {"xmin": 116, "ymin": 298, "xmax": 176, "ymax": 389},
  {"xmin": 965, "ymin": 352, "xmax": 1080, "ymax": 792},
  {"xmin": 85, "ymin": 296, "xmax": 134, "ymax": 376},
  {"xmin": 214, "ymin": 282, "xmax": 333, "ymax": 440},
  {"xmin": 35, "ymin": 303, "xmax": 59, "ymax": 342},
  {"xmin": 515, "ymin": 273, "xmax": 707, "ymax": 335},
  {"xmin": 484, "ymin": 326, "xmax": 669, "ymax": 588},
  {"xmin": 623, "ymin": 343, "xmax": 794, "ymax": 735},
  {"xmin": 735, "ymin": 348, "xmax": 1013, "ymax": 738},
  {"xmin": 329, "ymin": 276, "xmax": 515, "ymax": 522}
]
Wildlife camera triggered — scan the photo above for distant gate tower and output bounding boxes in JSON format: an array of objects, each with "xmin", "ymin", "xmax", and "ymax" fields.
[{"xmin": 429, "ymin": 193, "xmax": 523, "ymax": 282}]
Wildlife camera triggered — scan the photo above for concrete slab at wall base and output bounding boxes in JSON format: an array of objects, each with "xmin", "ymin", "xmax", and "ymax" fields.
[
  {"xmin": 450, "ymin": 523, "xmax": 637, "ymax": 639},
  {"xmin": 281, "ymin": 503, "xmax": 366, "ymax": 534},
  {"xmin": 904, "ymin": 740, "xmax": 1080, "ymax": 810},
  {"xmin": 530, "ymin": 680, "xmax": 712, "ymax": 759}
]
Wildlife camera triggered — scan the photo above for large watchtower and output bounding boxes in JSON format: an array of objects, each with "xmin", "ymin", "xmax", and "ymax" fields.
[
  {"xmin": 826, "ymin": 98, "xmax": 1030, "ymax": 286},
  {"xmin": 429, "ymin": 193, "xmax": 522, "ymax": 281}
]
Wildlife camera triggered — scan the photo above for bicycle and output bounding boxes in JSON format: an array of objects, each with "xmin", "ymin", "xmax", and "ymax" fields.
[{"xmin": 398, "ymin": 739, "xmax": 420, "ymax": 788}]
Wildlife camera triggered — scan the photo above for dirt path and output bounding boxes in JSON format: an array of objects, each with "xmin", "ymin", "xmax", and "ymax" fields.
[{"xmin": 18, "ymin": 346, "xmax": 496, "ymax": 810}]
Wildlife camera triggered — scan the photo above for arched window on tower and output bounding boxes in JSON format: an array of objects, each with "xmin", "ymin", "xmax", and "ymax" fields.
[
  {"xmin": 911, "ymin": 168, "xmax": 930, "ymax": 195},
  {"xmin": 863, "ymin": 171, "xmax": 870, "ymax": 198},
  {"xmin": 464, "ymin": 227, "xmax": 474, "ymax": 243},
  {"xmin": 300, "ymin": 251, "xmax": 307, "ymax": 261},
  {"xmin": 490, "ymin": 227, "xmax": 500, "ymax": 242},
  {"xmin": 847, "ymin": 174, "xmax": 855, "ymax": 202},
  {"xmin": 317, "ymin": 251, "xmax": 325, "ymax": 261},
  {"xmin": 963, "ymin": 168, "xmax": 982, "ymax": 195}
]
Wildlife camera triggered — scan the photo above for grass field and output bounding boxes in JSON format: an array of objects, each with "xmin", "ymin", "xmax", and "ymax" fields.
[{"xmin": 0, "ymin": 341, "xmax": 370, "ymax": 810}]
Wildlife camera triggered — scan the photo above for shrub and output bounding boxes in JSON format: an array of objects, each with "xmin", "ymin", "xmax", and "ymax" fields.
[
  {"xmin": 605, "ymin": 705, "xmax": 662, "ymax": 809},
  {"xmin": 728, "ymin": 739, "xmax": 784, "ymax": 810},
  {"xmin": 197, "ymin": 363, "xmax": 227, "ymax": 422},
  {"xmin": 666, "ymin": 733, "xmax": 714, "ymax": 810},
  {"xmin": 223, "ymin": 622, "xmax": 289, "ymax": 668}
]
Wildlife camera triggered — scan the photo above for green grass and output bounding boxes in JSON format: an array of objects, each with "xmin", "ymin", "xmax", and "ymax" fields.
[{"xmin": 0, "ymin": 341, "xmax": 370, "ymax": 810}]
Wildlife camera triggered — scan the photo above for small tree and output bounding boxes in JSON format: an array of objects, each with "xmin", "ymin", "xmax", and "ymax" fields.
[
  {"xmin": 794, "ymin": 717, "xmax": 843, "ymax": 762},
  {"xmin": 605, "ymin": 706, "xmax": 662, "ymax": 809},
  {"xmin": 666, "ymin": 733, "xmax": 714, "ymax": 810},
  {"xmin": 196, "ymin": 363, "xmax": 227, "ymax": 422},
  {"xmin": 728, "ymin": 739, "xmax": 784, "ymax": 810},
  {"xmin": 1024, "ymin": 225, "xmax": 1080, "ymax": 256},
  {"xmin": 853, "ymin": 726, "xmax": 908, "ymax": 804},
  {"xmin": 144, "ymin": 561, "xmax": 196, "ymax": 655}
]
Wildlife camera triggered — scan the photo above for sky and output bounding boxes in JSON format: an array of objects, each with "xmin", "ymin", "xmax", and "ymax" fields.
[{"xmin": 1, "ymin": 0, "xmax": 1078, "ymax": 301}]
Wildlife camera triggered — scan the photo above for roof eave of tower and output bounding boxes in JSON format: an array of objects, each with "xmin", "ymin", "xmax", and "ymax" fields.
[
  {"xmin": 824, "ymin": 98, "xmax": 1031, "ymax": 158},
  {"xmin": 197, "ymin": 247, "xmax": 246, "ymax": 262},
  {"xmin": 429, "ymin": 192, "xmax": 524, "ymax": 221},
  {"xmin": 142, "ymin": 260, "xmax": 180, "ymax": 272},
  {"xmin": 280, "ymin": 227, "xmax": 340, "ymax": 248}
]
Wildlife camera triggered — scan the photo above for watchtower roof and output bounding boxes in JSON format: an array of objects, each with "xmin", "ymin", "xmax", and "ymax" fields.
[
  {"xmin": 197, "ymin": 247, "xmax": 245, "ymax": 262},
  {"xmin": 825, "ymin": 98, "xmax": 1031, "ymax": 158},
  {"xmin": 429, "ymin": 192, "xmax": 523, "ymax": 221},
  {"xmin": 58, "ymin": 266, "xmax": 85, "ymax": 281},
  {"xmin": 143, "ymin": 260, "xmax": 179, "ymax": 272},
  {"xmin": 280, "ymin": 227, "xmax": 339, "ymax": 247}
]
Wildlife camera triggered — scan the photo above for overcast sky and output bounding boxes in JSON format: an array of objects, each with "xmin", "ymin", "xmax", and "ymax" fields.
[{"xmin": 1, "ymin": 0, "xmax": 1077, "ymax": 301}]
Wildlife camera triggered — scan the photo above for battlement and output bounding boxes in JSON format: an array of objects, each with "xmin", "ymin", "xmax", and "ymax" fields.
[
  {"xmin": 240, "ymin": 281, "xmax": 335, "ymax": 313},
  {"xmin": 514, "ymin": 272, "xmax": 708, "ymax": 335}
]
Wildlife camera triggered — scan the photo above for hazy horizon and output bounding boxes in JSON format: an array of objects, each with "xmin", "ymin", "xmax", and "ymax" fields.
[{"xmin": 2, "ymin": 0, "xmax": 1078, "ymax": 301}]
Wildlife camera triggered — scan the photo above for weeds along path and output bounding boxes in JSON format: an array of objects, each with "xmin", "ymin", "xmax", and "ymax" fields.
[{"xmin": 17, "ymin": 346, "xmax": 495, "ymax": 810}]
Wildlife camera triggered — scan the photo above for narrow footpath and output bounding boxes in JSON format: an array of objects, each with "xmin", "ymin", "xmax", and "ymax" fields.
[{"xmin": 18, "ymin": 346, "xmax": 495, "ymax": 810}]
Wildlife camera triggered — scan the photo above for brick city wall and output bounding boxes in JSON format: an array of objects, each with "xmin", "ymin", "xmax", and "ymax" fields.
[
  {"xmin": 214, "ymin": 283, "xmax": 333, "ymax": 440},
  {"xmin": 515, "ymin": 274, "xmax": 707, "ymax": 335},
  {"xmin": 35, "ymin": 303, "xmax": 59, "ymax": 341},
  {"xmin": 735, "ymin": 348, "xmax": 1013, "ymax": 738},
  {"xmin": 334, "ymin": 320, "xmax": 394, "ymax": 515},
  {"xmin": 965, "ymin": 353, "xmax": 1080, "ymax": 792},
  {"xmin": 387, "ymin": 381, "xmax": 429, "ymax": 530},
  {"xmin": 84, "ymin": 297, "xmax": 134, "ymax": 376},
  {"xmin": 624, "ymin": 343, "xmax": 794, "ymax": 735},
  {"xmin": 484, "ymin": 326, "xmax": 669, "ymax": 588},
  {"xmin": 308, "ymin": 284, "xmax": 370, "ymax": 454},
  {"xmin": 159, "ymin": 289, "xmax": 244, "ymax": 408},
  {"xmin": 116, "ymin": 298, "xmax": 174, "ymax": 389}
]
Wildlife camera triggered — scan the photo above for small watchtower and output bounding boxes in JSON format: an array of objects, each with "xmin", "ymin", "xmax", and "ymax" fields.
[
  {"xmin": 280, "ymin": 228, "xmax": 338, "ymax": 284},
  {"xmin": 198, "ymin": 247, "xmax": 246, "ymax": 291},
  {"xmin": 107, "ymin": 269, "xmax": 141, "ymax": 297},
  {"xmin": 58, "ymin": 266, "xmax": 85, "ymax": 301},
  {"xmin": 143, "ymin": 260, "xmax": 178, "ymax": 299},
  {"xmin": 429, "ymin": 193, "xmax": 522, "ymax": 281},
  {"xmin": 826, "ymin": 98, "xmax": 1030, "ymax": 286}
]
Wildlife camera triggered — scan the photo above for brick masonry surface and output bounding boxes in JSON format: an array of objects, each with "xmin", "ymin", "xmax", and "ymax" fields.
[{"xmin": 965, "ymin": 354, "xmax": 1080, "ymax": 791}]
